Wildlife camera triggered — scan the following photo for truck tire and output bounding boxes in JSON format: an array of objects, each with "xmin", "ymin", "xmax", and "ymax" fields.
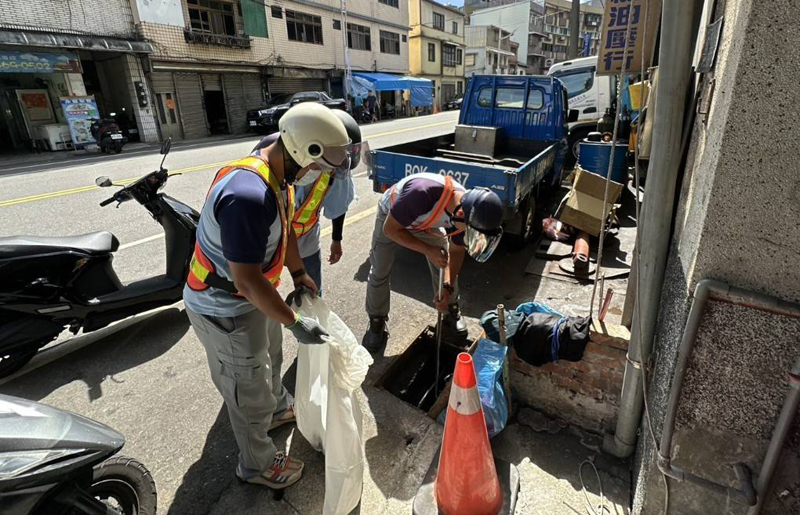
[
  {"xmin": 566, "ymin": 129, "xmax": 591, "ymax": 169},
  {"xmin": 507, "ymin": 196, "xmax": 536, "ymax": 249}
]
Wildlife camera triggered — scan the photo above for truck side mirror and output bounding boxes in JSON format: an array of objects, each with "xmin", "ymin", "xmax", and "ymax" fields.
[{"xmin": 568, "ymin": 109, "xmax": 579, "ymax": 123}]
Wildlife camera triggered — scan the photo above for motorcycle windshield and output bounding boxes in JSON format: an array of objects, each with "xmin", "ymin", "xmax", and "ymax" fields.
[{"xmin": 0, "ymin": 394, "xmax": 124, "ymax": 454}]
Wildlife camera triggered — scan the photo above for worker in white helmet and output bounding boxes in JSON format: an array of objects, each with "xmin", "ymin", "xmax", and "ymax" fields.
[{"xmin": 183, "ymin": 102, "xmax": 351, "ymax": 491}]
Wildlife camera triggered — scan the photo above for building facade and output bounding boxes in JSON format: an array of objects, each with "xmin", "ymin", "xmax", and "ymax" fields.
[
  {"xmin": 469, "ymin": 0, "xmax": 547, "ymax": 75},
  {"xmin": 541, "ymin": 0, "xmax": 603, "ymax": 68},
  {"xmin": 135, "ymin": 0, "xmax": 410, "ymax": 141},
  {"xmin": 464, "ymin": 25, "xmax": 513, "ymax": 77},
  {"xmin": 408, "ymin": 0, "xmax": 465, "ymax": 108},
  {"xmin": 0, "ymin": 0, "xmax": 159, "ymax": 152}
]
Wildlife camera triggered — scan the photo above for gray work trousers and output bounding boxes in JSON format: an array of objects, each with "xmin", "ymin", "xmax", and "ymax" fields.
[
  {"xmin": 365, "ymin": 209, "xmax": 460, "ymax": 318},
  {"xmin": 186, "ymin": 307, "xmax": 292, "ymax": 479}
]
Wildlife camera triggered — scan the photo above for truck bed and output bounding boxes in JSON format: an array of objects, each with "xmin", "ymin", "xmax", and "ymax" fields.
[{"xmin": 371, "ymin": 132, "xmax": 560, "ymax": 216}]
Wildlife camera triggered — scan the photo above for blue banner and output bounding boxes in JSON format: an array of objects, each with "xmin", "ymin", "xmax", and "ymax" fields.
[
  {"xmin": 0, "ymin": 51, "xmax": 82, "ymax": 74},
  {"xmin": 61, "ymin": 96, "xmax": 100, "ymax": 149},
  {"xmin": 582, "ymin": 33, "xmax": 592, "ymax": 57}
]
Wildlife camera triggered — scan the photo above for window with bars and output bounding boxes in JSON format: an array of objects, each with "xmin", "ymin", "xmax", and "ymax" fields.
[
  {"xmin": 428, "ymin": 42, "xmax": 436, "ymax": 62},
  {"xmin": 443, "ymin": 45, "xmax": 457, "ymax": 67},
  {"xmin": 378, "ymin": 0, "xmax": 399, "ymax": 7},
  {"xmin": 433, "ymin": 12, "xmax": 444, "ymax": 30},
  {"xmin": 286, "ymin": 10, "xmax": 323, "ymax": 44},
  {"xmin": 379, "ymin": 30, "xmax": 400, "ymax": 55},
  {"xmin": 347, "ymin": 23, "xmax": 371, "ymax": 50},
  {"xmin": 187, "ymin": 0, "xmax": 236, "ymax": 36}
]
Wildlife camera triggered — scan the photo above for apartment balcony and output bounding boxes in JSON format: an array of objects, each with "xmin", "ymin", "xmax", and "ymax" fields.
[{"xmin": 184, "ymin": 29, "xmax": 251, "ymax": 48}]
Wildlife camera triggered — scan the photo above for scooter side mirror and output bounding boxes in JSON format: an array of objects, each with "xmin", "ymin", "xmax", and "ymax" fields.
[
  {"xmin": 160, "ymin": 137, "xmax": 172, "ymax": 155},
  {"xmin": 96, "ymin": 176, "xmax": 113, "ymax": 188}
]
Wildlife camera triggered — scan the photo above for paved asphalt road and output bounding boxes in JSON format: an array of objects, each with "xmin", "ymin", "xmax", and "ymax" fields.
[{"xmin": 0, "ymin": 110, "xmax": 629, "ymax": 514}]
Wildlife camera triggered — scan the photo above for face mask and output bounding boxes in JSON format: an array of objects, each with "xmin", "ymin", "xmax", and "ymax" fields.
[
  {"xmin": 283, "ymin": 144, "xmax": 302, "ymax": 184},
  {"xmin": 294, "ymin": 169, "xmax": 322, "ymax": 187}
]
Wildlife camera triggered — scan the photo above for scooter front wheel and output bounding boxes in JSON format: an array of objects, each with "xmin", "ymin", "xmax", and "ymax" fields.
[{"xmin": 87, "ymin": 456, "xmax": 157, "ymax": 515}]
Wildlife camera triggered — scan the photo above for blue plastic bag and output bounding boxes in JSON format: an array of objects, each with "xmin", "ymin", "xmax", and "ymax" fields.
[
  {"xmin": 438, "ymin": 339, "xmax": 509, "ymax": 438},
  {"xmin": 516, "ymin": 301, "xmax": 564, "ymax": 317}
]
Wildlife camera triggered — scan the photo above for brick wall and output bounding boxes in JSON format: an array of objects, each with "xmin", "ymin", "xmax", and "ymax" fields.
[
  {"xmin": 510, "ymin": 322, "xmax": 629, "ymax": 433},
  {"xmin": 139, "ymin": 22, "xmax": 271, "ymax": 65},
  {"xmin": 0, "ymin": 0, "xmax": 135, "ymax": 37}
]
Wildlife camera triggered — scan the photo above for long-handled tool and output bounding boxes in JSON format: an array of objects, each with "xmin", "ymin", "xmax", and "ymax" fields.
[
  {"xmin": 496, "ymin": 304, "xmax": 513, "ymax": 418},
  {"xmin": 434, "ymin": 267, "xmax": 445, "ymax": 399}
]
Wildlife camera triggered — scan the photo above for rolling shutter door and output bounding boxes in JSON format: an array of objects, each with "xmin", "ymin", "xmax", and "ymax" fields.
[
  {"xmin": 268, "ymin": 77, "xmax": 326, "ymax": 95},
  {"xmin": 223, "ymin": 74, "xmax": 264, "ymax": 134},
  {"xmin": 174, "ymin": 72, "xmax": 208, "ymax": 139},
  {"xmin": 150, "ymin": 72, "xmax": 174, "ymax": 93}
]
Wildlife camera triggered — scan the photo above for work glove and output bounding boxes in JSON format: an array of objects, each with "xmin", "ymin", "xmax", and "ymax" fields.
[
  {"xmin": 285, "ymin": 285, "xmax": 315, "ymax": 308},
  {"xmin": 288, "ymin": 314, "xmax": 329, "ymax": 345}
]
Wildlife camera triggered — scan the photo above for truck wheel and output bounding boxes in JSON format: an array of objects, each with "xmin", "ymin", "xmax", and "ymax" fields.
[
  {"xmin": 507, "ymin": 196, "xmax": 536, "ymax": 249},
  {"xmin": 566, "ymin": 129, "xmax": 590, "ymax": 169}
]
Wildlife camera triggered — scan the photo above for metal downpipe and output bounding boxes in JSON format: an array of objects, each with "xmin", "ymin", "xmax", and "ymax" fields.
[{"xmin": 603, "ymin": 0, "xmax": 701, "ymax": 458}]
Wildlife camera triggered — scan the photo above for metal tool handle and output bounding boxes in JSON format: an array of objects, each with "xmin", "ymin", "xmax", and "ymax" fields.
[
  {"xmin": 497, "ymin": 304, "xmax": 507, "ymax": 346},
  {"xmin": 435, "ymin": 267, "xmax": 444, "ymax": 399}
]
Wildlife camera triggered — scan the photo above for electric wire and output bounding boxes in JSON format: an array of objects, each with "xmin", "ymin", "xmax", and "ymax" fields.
[{"xmin": 579, "ymin": 459, "xmax": 609, "ymax": 515}]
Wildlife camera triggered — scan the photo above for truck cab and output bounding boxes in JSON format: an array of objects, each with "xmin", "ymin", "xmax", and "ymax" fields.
[{"xmin": 547, "ymin": 56, "xmax": 615, "ymax": 162}]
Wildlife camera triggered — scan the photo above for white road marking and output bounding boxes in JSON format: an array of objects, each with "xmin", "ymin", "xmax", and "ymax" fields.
[{"xmin": 119, "ymin": 233, "xmax": 165, "ymax": 250}]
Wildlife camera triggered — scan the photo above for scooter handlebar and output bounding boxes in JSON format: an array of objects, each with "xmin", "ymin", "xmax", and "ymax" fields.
[{"xmin": 99, "ymin": 196, "xmax": 116, "ymax": 207}]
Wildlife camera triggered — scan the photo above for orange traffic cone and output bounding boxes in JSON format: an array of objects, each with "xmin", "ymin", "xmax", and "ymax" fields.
[
  {"xmin": 413, "ymin": 352, "xmax": 519, "ymax": 515},
  {"xmin": 435, "ymin": 353, "xmax": 502, "ymax": 515}
]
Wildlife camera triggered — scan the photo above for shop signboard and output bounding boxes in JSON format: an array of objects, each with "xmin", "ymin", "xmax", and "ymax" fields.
[
  {"xmin": 596, "ymin": 0, "xmax": 661, "ymax": 76},
  {"xmin": 61, "ymin": 96, "xmax": 100, "ymax": 148},
  {"xmin": 0, "ymin": 51, "xmax": 82, "ymax": 74}
]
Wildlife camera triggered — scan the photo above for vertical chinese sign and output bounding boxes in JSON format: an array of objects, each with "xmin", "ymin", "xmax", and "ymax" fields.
[{"xmin": 597, "ymin": 0, "xmax": 661, "ymax": 76}]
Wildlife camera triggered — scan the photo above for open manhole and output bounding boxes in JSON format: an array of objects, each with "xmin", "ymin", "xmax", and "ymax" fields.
[{"xmin": 376, "ymin": 326, "xmax": 471, "ymax": 416}]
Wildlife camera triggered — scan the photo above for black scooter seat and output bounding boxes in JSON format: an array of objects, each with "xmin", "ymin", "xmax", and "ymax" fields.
[{"xmin": 0, "ymin": 231, "xmax": 120, "ymax": 259}]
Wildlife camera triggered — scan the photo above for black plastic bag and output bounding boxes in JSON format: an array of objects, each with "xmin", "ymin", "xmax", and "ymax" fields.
[{"xmin": 512, "ymin": 313, "xmax": 591, "ymax": 367}]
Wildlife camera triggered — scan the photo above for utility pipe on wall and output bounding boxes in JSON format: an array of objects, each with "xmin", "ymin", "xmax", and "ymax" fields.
[{"xmin": 603, "ymin": 0, "xmax": 701, "ymax": 458}]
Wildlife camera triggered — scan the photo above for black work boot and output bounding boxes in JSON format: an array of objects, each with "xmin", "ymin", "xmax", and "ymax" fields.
[
  {"xmin": 442, "ymin": 304, "xmax": 469, "ymax": 338},
  {"xmin": 362, "ymin": 316, "xmax": 389, "ymax": 354}
]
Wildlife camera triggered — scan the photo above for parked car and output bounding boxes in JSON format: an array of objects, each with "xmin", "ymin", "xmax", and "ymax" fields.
[
  {"xmin": 247, "ymin": 91, "xmax": 347, "ymax": 132},
  {"xmin": 444, "ymin": 94, "xmax": 463, "ymax": 111}
]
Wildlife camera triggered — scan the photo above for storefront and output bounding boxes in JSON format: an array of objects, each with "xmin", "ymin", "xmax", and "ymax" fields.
[
  {"xmin": 0, "ymin": 31, "xmax": 156, "ymax": 155},
  {"xmin": 149, "ymin": 61, "xmax": 266, "ymax": 141}
]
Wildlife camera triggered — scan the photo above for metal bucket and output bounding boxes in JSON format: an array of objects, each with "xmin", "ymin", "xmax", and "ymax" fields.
[{"xmin": 578, "ymin": 140, "xmax": 628, "ymax": 184}]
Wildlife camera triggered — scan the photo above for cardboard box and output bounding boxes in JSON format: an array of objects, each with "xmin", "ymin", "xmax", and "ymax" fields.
[{"xmin": 557, "ymin": 167, "xmax": 624, "ymax": 237}]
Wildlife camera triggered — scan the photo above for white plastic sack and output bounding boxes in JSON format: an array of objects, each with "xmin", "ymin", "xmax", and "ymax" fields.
[{"xmin": 294, "ymin": 295, "xmax": 373, "ymax": 515}]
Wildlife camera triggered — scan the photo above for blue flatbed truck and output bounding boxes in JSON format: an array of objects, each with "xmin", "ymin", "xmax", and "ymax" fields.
[{"xmin": 369, "ymin": 75, "xmax": 574, "ymax": 244}]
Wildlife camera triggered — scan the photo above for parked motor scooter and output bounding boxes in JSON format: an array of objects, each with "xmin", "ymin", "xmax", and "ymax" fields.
[
  {"xmin": 0, "ymin": 138, "xmax": 198, "ymax": 378},
  {"xmin": 90, "ymin": 118, "xmax": 126, "ymax": 154},
  {"xmin": 0, "ymin": 394, "xmax": 157, "ymax": 515}
]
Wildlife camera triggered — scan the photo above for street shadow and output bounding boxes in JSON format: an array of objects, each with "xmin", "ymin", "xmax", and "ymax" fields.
[
  {"xmin": 0, "ymin": 308, "xmax": 188, "ymax": 402},
  {"xmin": 167, "ymin": 406, "xmax": 239, "ymax": 515}
]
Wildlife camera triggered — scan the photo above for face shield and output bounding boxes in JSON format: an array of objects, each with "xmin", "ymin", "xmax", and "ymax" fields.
[
  {"xmin": 462, "ymin": 207, "xmax": 503, "ymax": 263},
  {"xmin": 308, "ymin": 139, "xmax": 352, "ymax": 171},
  {"xmin": 332, "ymin": 141, "xmax": 371, "ymax": 180}
]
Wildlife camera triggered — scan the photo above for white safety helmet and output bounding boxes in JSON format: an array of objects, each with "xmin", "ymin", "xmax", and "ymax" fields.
[{"xmin": 278, "ymin": 102, "xmax": 351, "ymax": 170}]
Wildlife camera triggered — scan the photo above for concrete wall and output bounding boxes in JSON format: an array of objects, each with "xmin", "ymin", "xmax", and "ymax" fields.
[
  {"xmin": 632, "ymin": 0, "xmax": 800, "ymax": 513},
  {"xmin": 140, "ymin": 0, "xmax": 408, "ymax": 73},
  {"xmin": 0, "ymin": 0, "xmax": 136, "ymax": 38}
]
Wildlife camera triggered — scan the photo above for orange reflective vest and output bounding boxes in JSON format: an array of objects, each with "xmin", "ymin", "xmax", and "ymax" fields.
[
  {"xmin": 292, "ymin": 172, "xmax": 332, "ymax": 237},
  {"xmin": 187, "ymin": 156, "xmax": 295, "ymax": 293},
  {"xmin": 390, "ymin": 175, "xmax": 456, "ymax": 233}
]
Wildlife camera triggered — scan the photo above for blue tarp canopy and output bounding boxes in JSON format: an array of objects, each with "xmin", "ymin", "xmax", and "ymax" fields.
[{"xmin": 350, "ymin": 72, "xmax": 433, "ymax": 107}]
